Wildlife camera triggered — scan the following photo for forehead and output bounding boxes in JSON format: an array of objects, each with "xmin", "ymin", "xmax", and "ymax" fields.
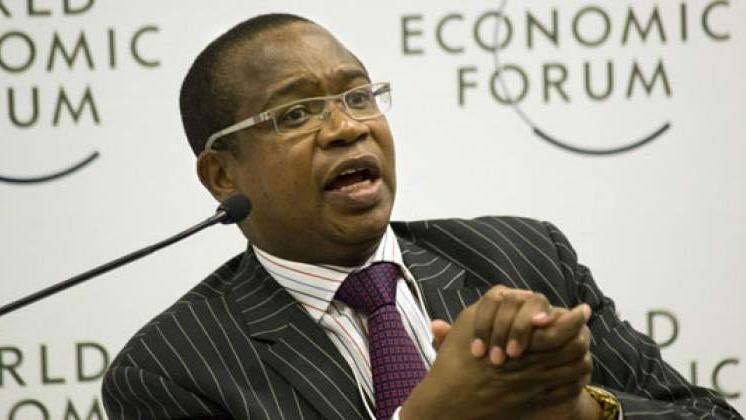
[{"xmin": 223, "ymin": 22, "xmax": 369, "ymax": 113}]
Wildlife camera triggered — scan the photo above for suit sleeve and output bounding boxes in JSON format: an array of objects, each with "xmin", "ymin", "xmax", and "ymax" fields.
[
  {"xmin": 102, "ymin": 358, "xmax": 230, "ymax": 420},
  {"xmin": 543, "ymin": 222, "xmax": 742, "ymax": 419}
]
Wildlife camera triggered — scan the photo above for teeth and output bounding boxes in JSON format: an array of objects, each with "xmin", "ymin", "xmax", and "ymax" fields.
[
  {"xmin": 338, "ymin": 179, "xmax": 371, "ymax": 192},
  {"xmin": 340, "ymin": 168, "xmax": 362, "ymax": 176}
]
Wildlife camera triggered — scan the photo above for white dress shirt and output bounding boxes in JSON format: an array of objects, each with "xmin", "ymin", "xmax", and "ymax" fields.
[
  {"xmin": 253, "ymin": 226, "xmax": 619, "ymax": 419},
  {"xmin": 253, "ymin": 226, "xmax": 436, "ymax": 419}
]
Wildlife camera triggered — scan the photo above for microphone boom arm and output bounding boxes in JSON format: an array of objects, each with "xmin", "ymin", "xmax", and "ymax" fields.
[{"xmin": 0, "ymin": 194, "xmax": 251, "ymax": 318}]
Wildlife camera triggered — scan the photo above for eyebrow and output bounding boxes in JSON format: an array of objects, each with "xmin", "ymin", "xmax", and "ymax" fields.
[{"xmin": 261, "ymin": 67, "xmax": 370, "ymax": 110}]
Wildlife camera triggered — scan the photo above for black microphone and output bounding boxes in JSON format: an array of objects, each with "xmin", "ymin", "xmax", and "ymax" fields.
[
  {"xmin": 213, "ymin": 194, "xmax": 253, "ymax": 224},
  {"xmin": 0, "ymin": 195, "xmax": 251, "ymax": 318}
]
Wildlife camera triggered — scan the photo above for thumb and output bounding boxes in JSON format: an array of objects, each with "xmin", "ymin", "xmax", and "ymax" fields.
[{"xmin": 430, "ymin": 319, "xmax": 452, "ymax": 352}]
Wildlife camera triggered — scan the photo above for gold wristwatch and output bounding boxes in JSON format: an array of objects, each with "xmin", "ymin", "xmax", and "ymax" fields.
[{"xmin": 585, "ymin": 385, "xmax": 621, "ymax": 419}]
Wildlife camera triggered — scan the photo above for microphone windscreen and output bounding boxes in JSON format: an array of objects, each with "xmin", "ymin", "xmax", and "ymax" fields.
[{"xmin": 217, "ymin": 195, "xmax": 252, "ymax": 224}]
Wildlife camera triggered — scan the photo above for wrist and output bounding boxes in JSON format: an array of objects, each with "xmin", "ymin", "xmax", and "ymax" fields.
[
  {"xmin": 400, "ymin": 375, "xmax": 441, "ymax": 420},
  {"xmin": 577, "ymin": 388, "xmax": 604, "ymax": 420},
  {"xmin": 583, "ymin": 385, "xmax": 621, "ymax": 420}
]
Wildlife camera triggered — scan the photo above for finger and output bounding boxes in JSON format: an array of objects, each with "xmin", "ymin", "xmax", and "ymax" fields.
[
  {"xmin": 529, "ymin": 304, "xmax": 590, "ymax": 352},
  {"xmin": 488, "ymin": 293, "xmax": 524, "ymax": 365},
  {"xmin": 492, "ymin": 347, "xmax": 593, "ymax": 412},
  {"xmin": 433, "ymin": 304, "xmax": 477, "ymax": 354},
  {"xmin": 541, "ymin": 326, "xmax": 591, "ymax": 369},
  {"xmin": 498, "ymin": 351, "xmax": 592, "ymax": 408},
  {"xmin": 531, "ymin": 378, "xmax": 585, "ymax": 409},
  {"xmin": 545, "ymin": 351, "xmax": 593, "ymax": 387},
  {"xmin": 502, "ymin": 288, "xmax": 534, "ymax": 298},
  {"xmin": 501, "ymin": 325, "xmax": 591, "ymax": 372},
  {"xmin": 531, "ymin": 306, "xmax": 564, "ymax": 328},
  {"xmin": 430, "ymin": 320, "xmax": 452, "ymax": 352},
  {"xmin": 505, "ymin": 293, "xmax": 551, "ymax": 358},
  {"xmin": 471, "ymin": 286, "xmax": 506, "ymax": 357},
  {"xmin": 514, "ymin": 351, "xmax": 593, "ymax": 392}
]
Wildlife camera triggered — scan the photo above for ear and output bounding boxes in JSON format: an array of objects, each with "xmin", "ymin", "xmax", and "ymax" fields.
[{"xmin": 196, "ymin": 152, "xmax": 239, "ymax": 202}]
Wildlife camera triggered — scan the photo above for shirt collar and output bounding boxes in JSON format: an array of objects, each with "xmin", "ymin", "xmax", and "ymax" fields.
[{"xmin": 253, "ymin": 225, "xmax": 411, "ymax": 322}]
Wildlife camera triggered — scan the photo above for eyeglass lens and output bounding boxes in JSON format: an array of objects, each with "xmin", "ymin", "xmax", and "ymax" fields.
[{"xmin": 274, "ymin": 84, "xmax": 391, "ymax": 133}]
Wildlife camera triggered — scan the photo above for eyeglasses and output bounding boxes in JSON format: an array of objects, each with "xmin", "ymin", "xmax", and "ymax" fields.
[{"xmin": 205, "ymin": 82, "xmax": 392, "ymax": 152}]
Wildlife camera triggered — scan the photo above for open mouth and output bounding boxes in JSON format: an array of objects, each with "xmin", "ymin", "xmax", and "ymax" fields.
[
  {"xmin": 324, "ymin": 167, "xmax": 380, "ymax": 192},
  {"xmin": 322, "ymin": 156, "xmax": 385, "ymax": 209},
  {"xmin": 323, "ymin": 155, "xmax": 382, "ymax": 193}
]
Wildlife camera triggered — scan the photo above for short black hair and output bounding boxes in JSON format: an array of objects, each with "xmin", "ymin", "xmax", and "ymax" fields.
[{"xmin": 179, "ymin": 13, "xmax": 312, "ymax": 155}]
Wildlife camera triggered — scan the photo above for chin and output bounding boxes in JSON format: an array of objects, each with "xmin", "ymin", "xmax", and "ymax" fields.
[{"xmin": 329, "ymin": 204, "xmax": 391, "ymax": 245}]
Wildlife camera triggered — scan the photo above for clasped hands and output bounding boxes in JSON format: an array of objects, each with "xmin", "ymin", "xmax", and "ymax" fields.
[{"xmin": 401, "ymin": 286, "xmax": 602, "ymax": 420}]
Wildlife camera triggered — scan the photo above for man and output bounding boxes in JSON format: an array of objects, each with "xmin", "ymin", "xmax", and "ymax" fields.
[{"xmin": 102, "ymin": 13, "xmax": 741, "ymax": 419}]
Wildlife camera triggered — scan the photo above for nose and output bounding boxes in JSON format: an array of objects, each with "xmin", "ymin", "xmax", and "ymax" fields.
[{"xmin": 315, "ymin": 101, "xmax": 369, "ymax": 149}]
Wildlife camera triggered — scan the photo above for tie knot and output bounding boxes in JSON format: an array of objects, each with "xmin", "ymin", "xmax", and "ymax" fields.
[{"xmin": 334, "ymin": 262, "xmax": 400, "ymax": 315}]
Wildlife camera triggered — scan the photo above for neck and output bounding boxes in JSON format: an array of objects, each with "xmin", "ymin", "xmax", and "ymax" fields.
[{"xmin": 245, "ymin": 229, "xmax": 384, "ymax": 267}]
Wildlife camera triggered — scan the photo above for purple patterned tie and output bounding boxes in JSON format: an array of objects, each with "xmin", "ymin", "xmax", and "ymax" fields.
[{"xmin": 335, "ymin": 262, "xmax": 427, "ymax": 419}]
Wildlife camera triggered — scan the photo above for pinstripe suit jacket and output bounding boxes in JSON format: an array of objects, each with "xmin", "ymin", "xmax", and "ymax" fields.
[{"xmin": 102, "ymin": 217, "xmax": 741, "ymax": 419}]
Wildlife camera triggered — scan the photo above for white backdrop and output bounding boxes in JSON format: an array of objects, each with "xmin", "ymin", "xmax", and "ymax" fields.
[{"xmin": 1, "ymin": 0, "xmax": 744, "ymax": 417}]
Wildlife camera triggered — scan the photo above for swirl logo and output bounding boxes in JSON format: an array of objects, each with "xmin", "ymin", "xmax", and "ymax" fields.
[
  {"xmin": 0, "ymin": 1, "xmax": 160, "ymax": 184},
  {"xmin": 401, "ymin": 0, "xmax": 731, "ymax": 155}
]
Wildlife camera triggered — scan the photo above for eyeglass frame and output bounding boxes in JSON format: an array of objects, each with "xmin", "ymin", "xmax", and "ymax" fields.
[{"xmin": 204, "ymin": 81, "xmax": 391, "ymax": 152}]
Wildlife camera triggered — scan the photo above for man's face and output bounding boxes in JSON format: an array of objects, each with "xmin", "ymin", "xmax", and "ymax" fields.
[{"xmin": 216, "ymin": 22, "xmax": 396, "ymax": 265}]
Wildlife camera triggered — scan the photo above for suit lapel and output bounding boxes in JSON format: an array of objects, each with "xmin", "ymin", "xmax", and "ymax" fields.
[
  {"xmin": 224, "ymin": 237, "xmax": 491, "ymax": 418},
  {"xmin": 228, "ymin": 250, "xmax": 367, "ymax": 420},
  {"xmin": 399, "ymin": 237, "xmax": 490, "ymax": 324}
]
